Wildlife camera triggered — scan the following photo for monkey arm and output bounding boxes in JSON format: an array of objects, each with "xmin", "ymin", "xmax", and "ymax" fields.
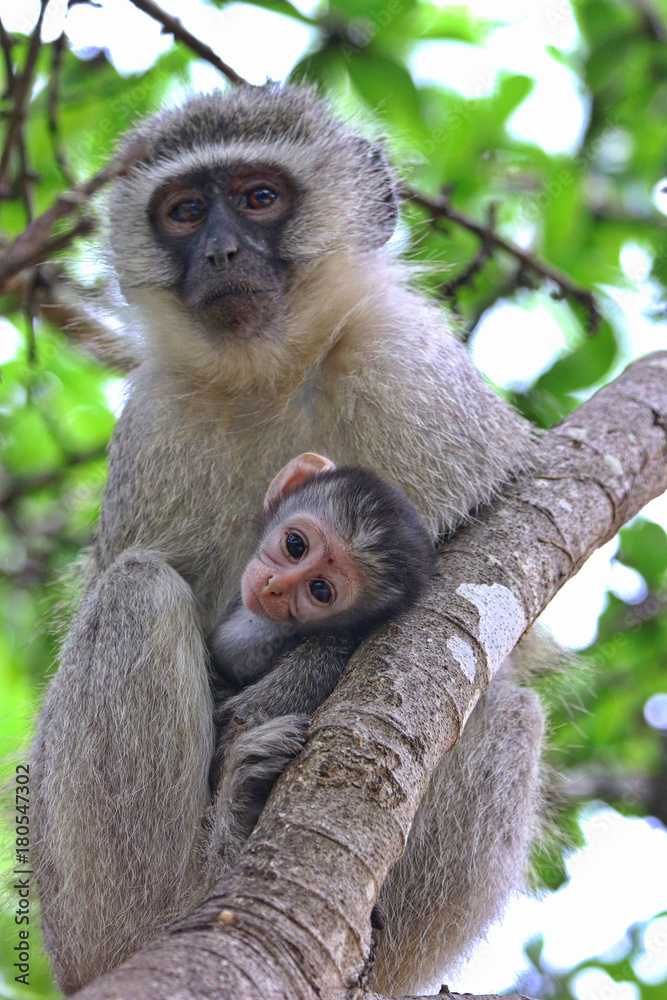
[
  {"xmin": 321, "ymin": 297, "xmax": 535, "ymax": 539},
  {"xmin": 207, "ymin": 714, "xmax": 312, "ymax": 878},
  {"xmin": 213, "ymin": 633, "xmax": 357, "ymax": 735},
  {"xmin": 206, "ymin": 635, "xmax": 356, "ymax": 876},
  {"xmin": 31, "ymin": 548, "xmax": 214, "ymax": 996}
]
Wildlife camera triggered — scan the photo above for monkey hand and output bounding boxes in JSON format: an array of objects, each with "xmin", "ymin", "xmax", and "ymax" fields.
[
  {"xmin": 225, "ymin": 713, "xmax": 311, "ymax": 783},
  {"xmin": 208, "ymin": 715, "xmax": 310, "ymax": 872}
]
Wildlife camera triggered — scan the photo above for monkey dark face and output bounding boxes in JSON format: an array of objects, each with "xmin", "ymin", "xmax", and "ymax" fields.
[{"xmin": 149, "ymin": 164, "xmax": 295, "ymax": 339}]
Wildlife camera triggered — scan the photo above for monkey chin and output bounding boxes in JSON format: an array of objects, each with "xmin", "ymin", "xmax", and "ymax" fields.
[
  {"xmin": 190, "ymin": 295, "xmax": 265, "ymax": 341},
  {"xmin": 190, "ymin": 283, "xmax": 290, "ymax": 343}
]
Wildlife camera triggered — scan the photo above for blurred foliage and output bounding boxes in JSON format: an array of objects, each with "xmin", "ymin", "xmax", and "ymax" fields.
[
  {"xmin": 516, "ymin": 914, "xmax": 667, "ymax": 1000},
  {"xmin": 0, "ymin": 1, "xmax": 666, "ymax": 998}
]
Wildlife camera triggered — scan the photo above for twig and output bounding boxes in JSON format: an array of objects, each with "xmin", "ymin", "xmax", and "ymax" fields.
[
  {"xmin": 22, "ymin": 266, "xmax": 39, "ymax": 363},
  {"xmin": 1, "ymin": 446, "xmax": 108, "ymax": 510},
  {"xmin": 0, "ymin": 138, "xmax": 149, "ymax": 293},
  {"xmin": 7, "ymin": 214, "xmax": 95, "ymax": 278},
  {"xmin": 0, "ymin": 0, "xmax": 48, "ymax": 197},
  {"xmin": 7, "ymin": 265, "xmax": 139, "ymax": 371},
  {"xmin": 16, "ymin": 123, "xmax": 35, "ymax": 220},
  {"xmin": 127, "ymin": 0, "xmax": 247, "ymax": 86},
  {"xmin": 439, "ymin": 201, "xmax": 496, "ymax": 302},
  {"xmin": 408, "ymin": 186, "xmax": 603, "ymax": 334},
  {"xmin": 31, "ymin": 274, "xmax": 139, "ymax": 372},
  {"xmin": 458, "ymin": 263, "xmax": 538, "ymax": 343},
  {"xmin": 0, "ymin": 18, "xmax": 14, "ymax": 98},
  {"xmin": 47, "ymin": 32, "xmax": 75, "ymax": 186}
]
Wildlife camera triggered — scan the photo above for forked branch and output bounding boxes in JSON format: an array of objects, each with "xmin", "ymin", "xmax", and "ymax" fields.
[{"xmin": 408, "ymin": 187, "xmax": 602, "ymax": 333}]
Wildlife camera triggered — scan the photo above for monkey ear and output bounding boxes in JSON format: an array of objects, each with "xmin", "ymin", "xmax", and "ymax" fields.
[
  {"xmin": 263, "ymin": 453, "xmax": 336, "ymax": 511},
  {"xmin": 353, "ymin": 137, "xmax": 398, "ymax": 247}
]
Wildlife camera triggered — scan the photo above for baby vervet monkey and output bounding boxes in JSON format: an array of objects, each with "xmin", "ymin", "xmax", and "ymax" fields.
[{"xmin": 211, "ymin": 452, "xmax": 436, "ymax": 687}]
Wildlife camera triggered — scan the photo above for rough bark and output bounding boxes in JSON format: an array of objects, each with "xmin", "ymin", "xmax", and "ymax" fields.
[
  {"xmin": 68, "ymin": 351, "xmax": 667, "ymax": 1000},
  {"xmin": 360, "ymin": 995, "xmax": 531, "ymax": 1000}
]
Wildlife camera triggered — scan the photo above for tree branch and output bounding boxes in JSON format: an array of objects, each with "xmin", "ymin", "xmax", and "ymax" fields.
[
  {"xmin": 127, "ymin": 0, "xmax": 248, "ymax": 86},
  {"xmin": 0, "ymin": 18, "xmax": 15, "ymax": 97},
  {"xmin": 0, "ymin": 0, "xmax": 48, "ymax": 198},
  {"xmin": 0, "ymin": 445, "xmax": 107, "ymax": 510},
  {"xmin": 66, "ymin": 352, "xmax": 667, "ymax": 1000},
  {"xmin": 359, "ymin": 994, "xmax": 531, "ymax": 1000},
  {"xmin": 34, "ymin": 278, "xmax": 139, "ymax": 371},
  {"xmin": 438, "ymin": 202, "xmax": 496, "ymax": 303},
  {"xmin": 408, "ymin": 187, "xmax": 602, "ymax": 333},
  {"xmin": 0, "ymin": 137, "xmax": 148, "ymax": 294},
  {"xmin": 47, "ymin": 31, "xmax": 75, "ymax": 186}
]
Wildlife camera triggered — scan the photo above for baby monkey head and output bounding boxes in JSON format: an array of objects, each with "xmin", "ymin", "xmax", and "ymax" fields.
[
  {"xmin": 109, "ymin": 84, "xmax": 397, "ymax": 341},
  {"xmin": 243, "ymin": 453, "xmax": 436, "ymax": 637}
]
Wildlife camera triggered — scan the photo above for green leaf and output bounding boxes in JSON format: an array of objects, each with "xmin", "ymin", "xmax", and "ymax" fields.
[
  {"xmin": 617, "ymin": 519, "xmax": 667, "ymax": 591},
  {"xmin": 534, "ymin": 322, "xmax": 618, "ymax": 397},
  {"xmin": 347, "ymin": 51, "xmax": 424, "ymax": 129},
  {"xmin": 213, "ymin": 0, "xmax": 317, "ymax": 25},
  {"xmin": 413, "ymin": 5, "xmax": 498, "ymax": 42}
]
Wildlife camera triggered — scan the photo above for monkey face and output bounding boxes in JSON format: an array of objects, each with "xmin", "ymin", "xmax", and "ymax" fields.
[
  {"xmin": 148, "ymin": 164, "xmax": 295, "ymax": 339},
  {"xmin": 241, "ymin": 514, "xmax": 363, "ymax": 627}
]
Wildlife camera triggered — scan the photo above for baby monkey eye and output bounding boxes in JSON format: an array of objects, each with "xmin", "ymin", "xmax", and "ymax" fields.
[
  {"xmin": 285, "ymin": 532, "xmax": 305, "ymax": 559},
  {"xmin": 246, "ymin": 186, "xmax": 277, "ymax": 209},
  {"xmin": 169, "ymin": 199, "xmax": 205, "ymax": 223},
  {"xmin": 309, "ymin": 580, "xmax": 332, "ymax": 604}
]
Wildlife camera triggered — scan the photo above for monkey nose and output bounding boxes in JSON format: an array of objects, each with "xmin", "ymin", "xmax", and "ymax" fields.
[
  {"xmin": 265, "ymin": 574, "xmax": 284, "ymax": 595},
  {"xmin": 205, "ymin": 243, "xmax": 238, "ymax": 270}
]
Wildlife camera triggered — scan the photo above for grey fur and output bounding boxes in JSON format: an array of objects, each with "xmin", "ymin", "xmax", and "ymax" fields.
[
  {"xmin": 211, "ymin": 606, "xmax": 301, "ymax": 685},
  {"xmin": 32, "ymin": 83, "xmax": 543, "ymax": 995},
  {"xmin": 206, "ymin": 714, "xmax": 311, "ymax": 878},
  {"xmin": 373, "ymin": 668, "xmax": 544, "ymax": 994}
]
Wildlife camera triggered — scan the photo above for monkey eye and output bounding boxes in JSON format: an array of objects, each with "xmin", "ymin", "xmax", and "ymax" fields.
[
  {"xmin": 169, "ymin": 199, "xmax": 206, "ymax": 223},
  {"xmin": 246, "ymin": 186, "xmax": 278, "ymax": 210},
  {"xmin": 285, "ymin": 532, "xmax": 306, "ymax": 559},
  {"xmin": 309, "ymin": 580, "xmax": 332, "ymax": 604}
]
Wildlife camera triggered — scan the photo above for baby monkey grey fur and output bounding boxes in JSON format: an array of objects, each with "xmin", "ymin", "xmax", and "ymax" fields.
[
  {"xmin": 211, "ymin": 464, "xmax": 437, "ymax": 685},
  {"xmin": 31, "ymin": 83, "xmax": 544, "ymax": 996}
]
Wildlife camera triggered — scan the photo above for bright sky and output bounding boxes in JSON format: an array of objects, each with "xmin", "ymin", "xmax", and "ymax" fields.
[
  {"xmin": 449, "ymin": 804, "xmax": 667, "ymax": 994},
  {"xmin": 1, "ymin": 0, "xmax": 666, "ymax": 990}
]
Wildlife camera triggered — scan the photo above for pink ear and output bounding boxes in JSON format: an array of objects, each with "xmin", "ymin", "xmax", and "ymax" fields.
[{"xmin": 263, "ymin": 452, "xmax": 336, "ymax": 511}]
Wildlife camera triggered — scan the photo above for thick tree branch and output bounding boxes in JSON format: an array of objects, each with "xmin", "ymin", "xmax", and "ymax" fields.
[{"xmin": 67, "ymin": 352, "xmax": 667, "ymax": 1000}]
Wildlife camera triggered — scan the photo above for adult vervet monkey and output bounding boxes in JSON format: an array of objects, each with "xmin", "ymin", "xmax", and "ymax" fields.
[{"xmin": 31, "ymin": 84, "xmax": 544, "ymax": 996}]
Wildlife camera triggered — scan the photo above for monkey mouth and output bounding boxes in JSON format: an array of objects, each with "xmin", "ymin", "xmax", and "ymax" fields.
[
  {"xmin": 244, "ymin": 581, "xmax": 294, "ymax": 624},
  {"xmin": 199, "ymin": 286, "xmax": 264, "ymax": 306}
]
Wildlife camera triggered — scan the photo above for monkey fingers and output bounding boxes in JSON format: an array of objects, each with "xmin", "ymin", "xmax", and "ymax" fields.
[{"xmin": 207, "ymin": 714, "xmax": 311, "ymax": 876}]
